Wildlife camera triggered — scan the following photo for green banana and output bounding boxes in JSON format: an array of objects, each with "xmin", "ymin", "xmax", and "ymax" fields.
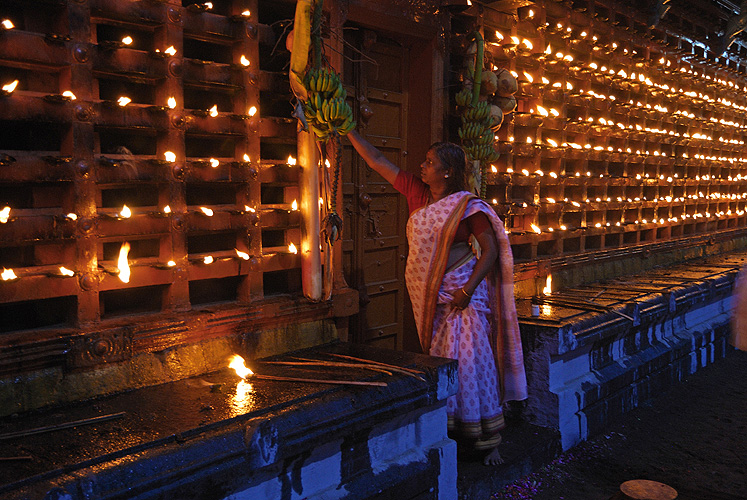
[
  {"xmin": 321, "ymin": 98, "xmax": 329, "ymax": 122},
  {"xmin": 339, "ymin": 115, "xmax": 352, "ymax": 131},
  {"xmin": 456, "ymin": 87, "xmax": 472, "ymax": 107},
  {"xmin": 310, "ymin": 123, "xmax": 328, "ymax": 139},
  {"xmin": 339, "ymin": 119, "xmax": 356, "ymax": 135}
]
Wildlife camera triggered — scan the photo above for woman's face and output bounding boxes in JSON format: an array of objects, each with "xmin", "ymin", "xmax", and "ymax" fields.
[{"xmin": 420, "ymin": 149, "xmax": 449, "ymax": 187}]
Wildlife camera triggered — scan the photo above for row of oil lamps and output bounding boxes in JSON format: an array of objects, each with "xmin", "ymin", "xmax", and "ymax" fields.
[
  {"xmin": 516, "ymin": 209, "xmax": 747, "ymax": 235},
  {"xmin": 1, "ymin": 79, "xmax": 259, "ymax": 121},
  {"xmin": 515, "ymin": 85, "xmax": 747, "ymax": 136},
  {"xmin": 0, "ymin": 244, "xmax": 294, "ymax": 283},
  {"xmin": 497, "ymin": 19, "xmax": 747, "ymax": 93},
  {"xmin": 495, "ymin": 194, "xmax": 747, "ymax": 209},
  {"xmin": 0, "ymin": 240, "xmax": 299, "ymax": 284},
  {"xmin": 494, "ymin": 21, "xmax": 747, "ymax": 127}
]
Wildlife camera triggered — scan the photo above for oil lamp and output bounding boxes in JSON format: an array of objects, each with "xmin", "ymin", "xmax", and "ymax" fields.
[
  {"xmin": 2, "ymin": 80, "xmax": 19, "ymax": 94},
  {"xmin": 117, "ymin": 243, "xmax": 131, "ymax": 283}
]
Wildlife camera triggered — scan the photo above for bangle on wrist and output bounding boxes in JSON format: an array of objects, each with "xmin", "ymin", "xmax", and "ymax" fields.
[{"xmin": 460, "ymin": 287, "xmax": 472, "ymax": 298}]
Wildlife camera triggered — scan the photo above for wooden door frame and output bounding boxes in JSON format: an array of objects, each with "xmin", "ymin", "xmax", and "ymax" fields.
[
  {"xmin": 329, "ymin": 0, "xmax": 448, "ymax": 351},
  {"xmin": 343, "ymin": 2, "xmax": 446, "ymax": 167}
]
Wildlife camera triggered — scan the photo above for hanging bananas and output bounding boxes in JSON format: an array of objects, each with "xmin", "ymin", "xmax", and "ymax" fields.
[
  {"xmin": 302, "ymin": 67, "xmax": 356, "ymax": 140},
  {"xmin": 458, "ymin": 100, "xmax": 501, "ymax": 163}
]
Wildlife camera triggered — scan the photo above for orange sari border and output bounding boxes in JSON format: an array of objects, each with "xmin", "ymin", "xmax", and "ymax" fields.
[
  {"xmin": 409, "ymin": 191, "xmax": 528, "ymax": 402},
  {"xmin": 419, "ymin": 194, "xmax": 472, "ymax": 352}
]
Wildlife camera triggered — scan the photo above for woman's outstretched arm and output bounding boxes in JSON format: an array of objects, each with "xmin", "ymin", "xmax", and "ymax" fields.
[{"xmin": 346, "ymin": 130, "xmax": 400, "ymax": 185}]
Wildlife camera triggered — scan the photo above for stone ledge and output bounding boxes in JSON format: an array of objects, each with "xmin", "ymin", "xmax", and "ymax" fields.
[
  {"xmin": 517, "ymin": 251, "xmax": 745, "ymax": 450},
  {"xmin": 0, "ymin": 343, "xmax": 457, "ymax": 500}
]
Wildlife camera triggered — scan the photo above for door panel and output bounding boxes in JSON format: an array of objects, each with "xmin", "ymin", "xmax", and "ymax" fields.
[
  {"xmin": 362, "ymin": 247, "xmax": 399, "ymax": 283},
  {"xmin": 342, "ymin": 27, "xmax": 409, "ymax": 348}
]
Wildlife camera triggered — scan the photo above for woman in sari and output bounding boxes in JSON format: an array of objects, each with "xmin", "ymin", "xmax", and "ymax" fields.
[{"xmin": 346, "ymin": 130, "xmax": 528, "ymax": 465}]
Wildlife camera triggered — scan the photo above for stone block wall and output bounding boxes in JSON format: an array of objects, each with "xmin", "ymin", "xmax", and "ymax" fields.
[{"xmin": 519, "ymin": 254, "xmax": 739, "ymax": 450}]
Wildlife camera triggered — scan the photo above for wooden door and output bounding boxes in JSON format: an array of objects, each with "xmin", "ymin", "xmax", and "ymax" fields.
[{"xmin": 341, "ymin": 28, "xmax": 409, "ymax": 350}]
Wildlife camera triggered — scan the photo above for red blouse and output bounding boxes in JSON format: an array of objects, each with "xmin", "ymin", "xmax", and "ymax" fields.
[{"xmin": 394, "ymin": 170, "xmax": 491, "ymax": 243}]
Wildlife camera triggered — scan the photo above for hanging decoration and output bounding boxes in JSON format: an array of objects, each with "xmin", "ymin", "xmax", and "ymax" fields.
[
  {"xmin": 291, "ymin": 0, "xmax": 355, "ymax": 246},
  {"xmin": 456, "ymin": 31, "xmax": 510, "ymax": 198}
]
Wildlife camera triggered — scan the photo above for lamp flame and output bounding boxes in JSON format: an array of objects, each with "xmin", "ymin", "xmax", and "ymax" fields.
[
  {"xmin": 2, "ymin": 80, "xmax": 19, "ymax": 93},
  {"xmin": 59, "ymin": 266, "xmax": 75, "ymax": 277},
  {"xmin": 243, "ymin": 154, "xmax": 251, "ymax": 162},
  {"xmin": 117, "ymin": 96, "xmax": 131, "ymax": 107},
  {"xmin": 291, "ymin": 199, "xmax": 298, "ymax": 211},
  {"xmin": 2, "ymin": 20, "xmax": 14, "ymax": 30},
  {"xmin": 163, "ymin": 205, "xmax": 171, "ymax": 213},
  {"xmin": 209, "ymin": 105, "xmax": 218, "ymax": 117},
  {"xmin": 287, "ymin": 156, "xmax": 297, "ymax": 165},
  {"xmin": 167, "ymin": 97, "xmax": 176, "ymax": 108},
  {"xmin": 122, "ymin": 36, "xmax": 133, "ymax": 45},
  {"xmin": 236, "ymin": 249, "xmax": 250, "ymax": 260},
  {"xmin": 543, "ymin": 274, "xmax": 552, "ymax": 295},
  {"xmin": 288, "ymin": 242, "xmax": 298, "ymax": 254},
  {"xmin": 1, "ymin": 268, "xmax": 17, "ymax": 281},
  {"xmin": 531, "ymin": 223, "xmax": 541, "ymax": 234},
  {"xmin": 209, "ymin": 158, "xmax": 220, "ymax": 168},
  {"xmin": 117, "ymin": 242, "xmax": 131, "ymax": 283},
  {"xmin": 248, "ymin": 106, "xmax": 257, "ymax": 116},
  {"xmin": 203, "ymin": 255, "xmax": 214, "ymax": 264},
  {"xmin": 0, "ymin": 206, "xmax": 10, "ymax": 223},
  {"xmin": 240, "ymin": 55, "xmax": 250, "ymax": 66},
  {"xmin": 229, "ymin": 354, "xmax": 253, "ymax": 379},
  {"xmin": 164, "ymin": 151, "xmax": 176, "ymax": 162},
  {"xmin": 200, "ymin": 207, "xmax": 213, "ymax": 216},
  {"xmin": 120, "ymin": 205, "xmax": 131, "ymax": 218},
  {"xmin": 164, "ymin": 46, "xmax": 177, "ymax": 56},
  {"xmin": 62, "ymin": 91, "xmax": 76, "ymax": 100}
]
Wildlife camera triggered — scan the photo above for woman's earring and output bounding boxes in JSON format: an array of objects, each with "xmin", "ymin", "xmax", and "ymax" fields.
[{"xmin": 444, "ymin": 174, "xmax": 449, "ymax": 178}]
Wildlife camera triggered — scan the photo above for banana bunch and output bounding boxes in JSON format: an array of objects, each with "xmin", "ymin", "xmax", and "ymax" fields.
[
  {"xmin": 458, "ymin": 103, "xmax": 500, "ymax": 163},
  {"xmin": 464, "ymin": 144, "xmax": 500, "ymax": 162},
  {"xmin": 302, "ymin": 67, "xmax": 355, "ymax": 140},
  {"xmin": 455, "ymin": 87, "xmax": 472, "ymax": 107},
  {"xmin": 462, "ymin": 100, "xmax": 491, "ymax": 122}
]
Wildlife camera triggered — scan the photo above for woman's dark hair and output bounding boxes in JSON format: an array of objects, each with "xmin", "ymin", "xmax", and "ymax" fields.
[{"xmin": 429, "ymin": 142, "xmax": 468, "ymax": 193}]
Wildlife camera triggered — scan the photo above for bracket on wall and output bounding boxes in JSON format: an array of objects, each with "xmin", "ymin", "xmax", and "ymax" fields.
[{"xmin": 66, "ymin": 327, "xmax": 133, "ymax": 370}]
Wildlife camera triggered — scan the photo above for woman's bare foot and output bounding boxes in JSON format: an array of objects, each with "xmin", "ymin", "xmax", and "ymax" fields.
[{"xmin": 483, "ymin": 447, "xmax": 504, "ymax": 466}]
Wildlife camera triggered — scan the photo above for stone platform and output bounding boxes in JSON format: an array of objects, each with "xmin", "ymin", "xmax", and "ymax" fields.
[
  {"xmin": 456, "ymin": 252, "xmax": 744, "ymax": 500},
  {"xmin": 0, "ymin": 344, "xmax": 457, "ymax": 500},
  {"xmin": 517, "ymin": 252, "xmax": 743, "ymax": 451}
]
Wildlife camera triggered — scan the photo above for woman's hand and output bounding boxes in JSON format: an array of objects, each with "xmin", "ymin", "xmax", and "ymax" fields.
[{"xmin": 451, "ymin": 287, "xmax": 473, "ymax": 310}]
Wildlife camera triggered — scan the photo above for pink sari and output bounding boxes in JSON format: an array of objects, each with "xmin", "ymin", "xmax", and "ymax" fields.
[{"xmin": 405, "ymin": 192, "xmax": 527, "ymax": 444}]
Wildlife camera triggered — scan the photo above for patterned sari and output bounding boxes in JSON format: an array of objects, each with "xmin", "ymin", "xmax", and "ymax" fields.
[{"xmin": 405, "ymin": 191, "xmax": 527, "ymax": 447}]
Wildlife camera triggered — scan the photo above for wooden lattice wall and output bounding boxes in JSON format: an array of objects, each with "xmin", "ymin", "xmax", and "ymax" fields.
[
  {"xmin": 465, "ymin": 0, "xmax": 747, "ymax": 279},
  {"xmin": 0, "ymin": 0, "xmax": 355, "ymax": 377}
]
